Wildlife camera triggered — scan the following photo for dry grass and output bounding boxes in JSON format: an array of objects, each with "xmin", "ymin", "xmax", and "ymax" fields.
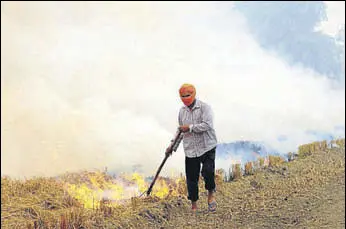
[
  {"xmin": 1, "ymin": 138, "xmax": 345, "ymax": 229},
  {"xmin": 244, "ymin": 162, "xmax": 254, "ymax": 176},
  {"xmin": 215, "ymin": 169, "xmax": 225, "ymax": 184},
  {"xmin": 1, "ymin": 173, "xmax": 188, "ymax": 228},
  {"xmin": 298, "ymin": 138, "xmax": 344, "ymax": 158},
  {"xmin": 231, "ymin": 164, "xmax": 242, "ymax": 181},
  {"xmin": 258, "ymin": 157, "xmax": 265, "ymax": 168},
  {"xmin": 268, "ymin": 155, "xmax": 285, "ymax": 167}
]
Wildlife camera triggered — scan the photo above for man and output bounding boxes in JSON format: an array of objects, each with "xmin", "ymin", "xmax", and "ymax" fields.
[{"xmin": 168, "ymin": 83, "xmax": 218, "ymax": 212}]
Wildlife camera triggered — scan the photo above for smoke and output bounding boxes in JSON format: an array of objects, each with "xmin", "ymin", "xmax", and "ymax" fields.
[
  {"xmin": 1, "ymin": 2, "xmax": 344, "ymax": 178},
  {"xmin": 318, "ymin": 1, "xmax": 345, "ymax": 36}
]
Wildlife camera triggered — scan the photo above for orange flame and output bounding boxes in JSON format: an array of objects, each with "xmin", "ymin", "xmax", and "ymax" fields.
[{"xmin": 65, "ymin": 171, "xmax": 184, "ymax": 209}]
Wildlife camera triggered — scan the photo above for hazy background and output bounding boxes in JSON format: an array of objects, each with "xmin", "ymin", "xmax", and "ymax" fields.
[{"xmin": 1, "ymin": 1, "xmax": 345, "ymax": 178}]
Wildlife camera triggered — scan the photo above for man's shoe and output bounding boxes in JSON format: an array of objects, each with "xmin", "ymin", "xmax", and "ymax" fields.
[{"xmin": 208, "ymin": 200, "xmax": 217, "ymax": 212}]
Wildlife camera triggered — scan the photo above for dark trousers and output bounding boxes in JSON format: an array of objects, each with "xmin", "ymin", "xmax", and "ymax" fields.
[{"xmin": 185, "ymin": 147, "xmax": 216, "ymax": 202}]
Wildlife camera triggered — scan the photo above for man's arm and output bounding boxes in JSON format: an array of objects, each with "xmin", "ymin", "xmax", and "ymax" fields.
[
  {"xmin": 178, "ymin": 109, "xmax": 183, "ymax": 126},
  {"xmin": 165, "ymin": 110, "xmax": 184, "ymax": 154},
  {"xmin": 190, "ymin": 104, "xmax": 214, "ymax": 133},
  {"xmin": 166, "ymin": 127, "xmax": 184, "ymax": 154}
]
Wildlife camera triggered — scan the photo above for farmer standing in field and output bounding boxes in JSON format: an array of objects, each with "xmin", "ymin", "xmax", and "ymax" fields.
[{"xmin": 167, "ymin": 83, "xmax": 218, "ymax": 212}]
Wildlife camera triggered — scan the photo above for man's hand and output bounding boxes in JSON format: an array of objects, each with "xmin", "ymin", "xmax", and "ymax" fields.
[{"xmin": 179, "ymin": 125, "xmax": 190, "ymax": 133}]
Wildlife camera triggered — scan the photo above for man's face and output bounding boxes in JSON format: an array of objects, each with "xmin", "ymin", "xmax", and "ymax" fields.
[{"xmin": 179, "ymin": 85, "xmax": 196, "ymax": 106}]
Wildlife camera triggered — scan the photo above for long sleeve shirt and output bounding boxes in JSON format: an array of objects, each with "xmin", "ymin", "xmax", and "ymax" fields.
[{"xmin": 178, "ymin": 99, "xmax": 218, "ymax": 158}]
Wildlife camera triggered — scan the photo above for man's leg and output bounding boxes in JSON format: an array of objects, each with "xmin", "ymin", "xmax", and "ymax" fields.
[
  {"xmin": 201, "ymin": 148, "xmax": 216, "ymax": 205},
  {"xmin": 185, "ymin": 156, "xmax": 201, "ymax": 209}
]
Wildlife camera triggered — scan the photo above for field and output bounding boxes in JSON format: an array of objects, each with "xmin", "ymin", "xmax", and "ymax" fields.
[{"xmin": 1, "ymin": 140, "xmax": 345, "ymax": 229}]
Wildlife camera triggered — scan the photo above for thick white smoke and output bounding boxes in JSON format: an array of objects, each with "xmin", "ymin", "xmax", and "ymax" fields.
[
  {"xmin": 1, "ymin": 2, "xmax": 344, "ymax": 178},
  {"xmin": 318, "ymin": 1, "xmax": 345, "ymax": 36}
]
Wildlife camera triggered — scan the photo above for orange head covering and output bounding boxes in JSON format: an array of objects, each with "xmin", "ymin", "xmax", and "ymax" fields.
[{"xmin": 179, "ymin": 83, "xmax": 196, "ymax": 106}]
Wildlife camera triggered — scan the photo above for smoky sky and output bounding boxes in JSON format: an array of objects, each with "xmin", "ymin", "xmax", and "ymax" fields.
[{"xmin": 1, "ymin": 2, "xmax": 344, "ymax": 178}]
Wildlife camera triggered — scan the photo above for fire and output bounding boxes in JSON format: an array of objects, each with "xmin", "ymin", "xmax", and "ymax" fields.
[
  {"xmin": 152, "ymin": 179, "xmax": 169, "ymax": 198},
  {"xmin": 65, "ymin": 171, "xmax": 184, "ymax": 209},
  {"xmin": 67, "ymin": 183, "xmax": 103, "ymax": 209}
]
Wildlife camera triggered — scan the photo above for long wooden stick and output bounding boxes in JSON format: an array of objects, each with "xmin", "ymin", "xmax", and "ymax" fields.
[{"xmin": 145, "ymin": 130, "xmax": 183, "ymax": 196}]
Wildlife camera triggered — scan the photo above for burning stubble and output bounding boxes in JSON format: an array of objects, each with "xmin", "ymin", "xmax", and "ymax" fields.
[{"xmin": 1, "ymin": 2, "xmax": 344, "ymax": 178}]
